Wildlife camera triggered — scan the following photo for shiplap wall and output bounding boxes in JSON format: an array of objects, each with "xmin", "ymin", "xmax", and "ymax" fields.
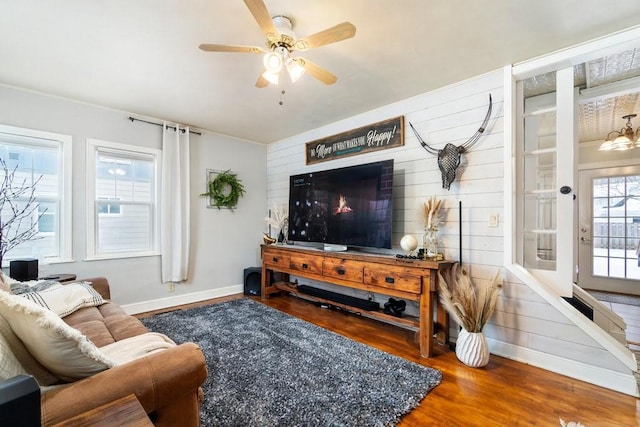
[{"xmin": 266, "ymin": 69, "xmax": 632, "ymax": 393}]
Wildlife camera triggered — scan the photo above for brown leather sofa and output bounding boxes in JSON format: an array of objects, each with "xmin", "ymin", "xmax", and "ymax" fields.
[{"xmin": 37, "ymin": 277, "xmax": 208, "ymax": 426}]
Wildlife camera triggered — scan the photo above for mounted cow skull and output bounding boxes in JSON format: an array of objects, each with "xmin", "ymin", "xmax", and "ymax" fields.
[{"xmin": 410, "ymin": 95, "xmax": 492, "ymax": 190}]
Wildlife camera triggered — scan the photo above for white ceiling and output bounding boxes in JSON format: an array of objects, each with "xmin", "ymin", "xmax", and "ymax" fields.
[{"xmin": 2, "ymin": 1, "xmax": 640, "ymax": 144}]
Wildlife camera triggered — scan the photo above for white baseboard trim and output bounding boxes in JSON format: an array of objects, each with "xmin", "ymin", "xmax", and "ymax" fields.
[
  {"xmin": 487, "ymin": 337, "xmax": 639, "ymax": 397},
  {"xmin": 120, "ymin": 284, "xmax": 244, "ymax": 315}
]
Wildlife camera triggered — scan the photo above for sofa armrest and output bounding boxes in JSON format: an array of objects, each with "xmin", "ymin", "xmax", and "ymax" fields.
[
  {"xmin": 40, "ymin": 342, "xmax": 207, "ymax": 426},
  {"xmin": 75, "ymin": 277, "xmax": 110, "ymax": 299}
]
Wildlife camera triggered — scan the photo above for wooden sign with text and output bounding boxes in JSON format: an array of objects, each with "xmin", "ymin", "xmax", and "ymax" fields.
[{"xmin": 305, "ymin": 116, "xmax": 404, "ymax": 165}]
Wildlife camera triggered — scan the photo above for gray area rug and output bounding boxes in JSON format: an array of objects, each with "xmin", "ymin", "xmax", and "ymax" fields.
[
  {"xmin": 141, "ymin": 298, "xmax": 442, "ymax": 427},
  {"xmin": 587, "ymin": 290, "xmax": 640, "ymax": 307}
]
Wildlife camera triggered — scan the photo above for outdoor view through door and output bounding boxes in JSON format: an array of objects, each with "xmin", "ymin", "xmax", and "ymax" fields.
[
  {"xmin": 579, "ymin": 167, "xmax": 640, "ymax": 295},
  {"xmin": 592, "ymin": 174, "xmax": 640, "ymax": 281}
]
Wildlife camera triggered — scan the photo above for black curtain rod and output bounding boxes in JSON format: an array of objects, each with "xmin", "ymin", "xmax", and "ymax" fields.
[{"xmin": 128, "ymin": 116, "xmax": 202, "ymax": 136}]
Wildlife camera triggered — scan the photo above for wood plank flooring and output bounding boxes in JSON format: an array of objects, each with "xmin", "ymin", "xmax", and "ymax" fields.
[{"xmin": 138, "ymin": 293, "xmax": 639, "ymax": 426}]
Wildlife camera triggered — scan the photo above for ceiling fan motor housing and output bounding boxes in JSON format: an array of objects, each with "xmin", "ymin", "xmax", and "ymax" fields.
[{"xmin": 269, "ymin": 16, "xmax": 296, "ymax": 51}]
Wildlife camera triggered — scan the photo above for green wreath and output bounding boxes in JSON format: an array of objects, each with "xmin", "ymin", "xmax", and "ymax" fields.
[{"xmin": 200, "ymin": 170, "xmax": 246, "ymax": 209}]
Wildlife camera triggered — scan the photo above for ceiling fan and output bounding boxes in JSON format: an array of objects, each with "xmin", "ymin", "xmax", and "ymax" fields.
[{"xmin": 199, "ymin": 0, "xmax": 356, "ymax": 87}]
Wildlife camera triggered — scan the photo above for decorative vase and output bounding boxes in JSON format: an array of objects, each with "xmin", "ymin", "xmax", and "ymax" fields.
[
  {"xmin": 423, "ymin": 226, "xmax": 438, "ymax": 259},
  {"xmin": 276, "ymin": 223, "xmax": 288, "ymax": 245},
  {"xmin": 455, "ymin": 328, "xmax": 490, "ymax": 368}
]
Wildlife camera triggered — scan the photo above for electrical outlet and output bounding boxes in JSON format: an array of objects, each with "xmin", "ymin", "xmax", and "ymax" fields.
[
  {"xmin": 167, "ymin": 282, "xmax": 175, "ymax": 292},
  {"xmin": 488, "ymin": 213, "xmax": 499, "ymax": 228}
]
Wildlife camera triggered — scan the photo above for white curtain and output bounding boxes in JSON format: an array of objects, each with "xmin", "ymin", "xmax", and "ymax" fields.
[{"xmin": 161, "ymin": 123, "xmax": 190, "ymax": 283}]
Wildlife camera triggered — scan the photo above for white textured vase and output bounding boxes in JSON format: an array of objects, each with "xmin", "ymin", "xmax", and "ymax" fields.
[{"xmin": 455, "ymin": 328, "xmax": 490, "ymax": 368}]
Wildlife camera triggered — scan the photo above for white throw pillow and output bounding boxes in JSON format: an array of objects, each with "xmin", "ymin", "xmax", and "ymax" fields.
[
  {"xmin": 0, "ymin": 290, "xmax": 116, "ymax": 382},
  {"xmin": 0, "ymin": 271, "xmax": 10, "ymax": 293},
  {"xmin": 0, "ymin": 326, "xmax": 27, "ymax": 382},
  {"xmin": 20, "ymin": 282, "xmax": 105, "ymax": 318},
  {"xmin": 0, "ymin": 314, "xmax": 59, "ymax": 385}
]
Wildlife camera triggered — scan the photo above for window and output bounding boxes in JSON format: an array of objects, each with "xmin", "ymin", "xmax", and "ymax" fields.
[
  {"xmin": 0, "ymin": 124, "xmax": 72, "ymax": 265},
  {"xmin": 86, "ymin": 139, "xmax": 160, "ymax": 259}
]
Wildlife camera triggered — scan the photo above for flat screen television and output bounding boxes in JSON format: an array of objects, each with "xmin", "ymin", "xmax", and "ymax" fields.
[{"xmin": 287, "ymin": 159, "xmax": 394, "ymax": 250}]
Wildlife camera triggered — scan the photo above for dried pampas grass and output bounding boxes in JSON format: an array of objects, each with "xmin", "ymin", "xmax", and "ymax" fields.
[
  {"xmin": 438, "ymin": 263, "xmax": 502, "ymax": 333},
  {"xmin": 420, "ymin": 196, "xmax": 442, "ymax": 230}
]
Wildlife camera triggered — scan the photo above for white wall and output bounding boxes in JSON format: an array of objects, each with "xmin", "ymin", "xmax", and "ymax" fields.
[
  {"xmin": 266, "ymin": 70, "xmax": 635, "ymax": 394},
  {"xmin": 0, "ymin": 84, "xmax": 267, "ymax": 310}
]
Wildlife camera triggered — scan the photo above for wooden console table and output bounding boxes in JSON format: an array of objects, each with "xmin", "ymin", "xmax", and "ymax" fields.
[{"xmin": 260, "ymin": 244, "xmax": 452, "ymax": 358}]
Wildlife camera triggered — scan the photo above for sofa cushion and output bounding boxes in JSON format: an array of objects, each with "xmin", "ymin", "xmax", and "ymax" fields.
[
  {"xmin": 0, "ymin": 290, "xmax": 116, "ymax": 382},
  {"xmin": 20, "ymin": 282, "xmax": 105, "ymax": 317},
  {"xmin": 62, "ymin": 302, "xmax": 149, "ymax": 347}
]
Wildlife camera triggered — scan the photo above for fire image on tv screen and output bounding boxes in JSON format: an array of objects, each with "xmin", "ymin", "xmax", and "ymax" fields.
[{"xmin": 288, "ymin": 159, "xmax": 394, "ymax": 249}]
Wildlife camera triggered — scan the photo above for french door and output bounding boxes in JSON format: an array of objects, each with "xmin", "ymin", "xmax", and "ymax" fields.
[
  {"xmin": 516, "ymin": 67, "xmax": 576, "ymax": 296},
  {"xmin": 578, "ymin": 166, "xmax": 640, "ymax": 295}
]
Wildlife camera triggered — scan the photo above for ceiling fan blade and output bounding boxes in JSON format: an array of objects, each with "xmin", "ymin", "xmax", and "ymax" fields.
[
  {"xmin": 199, "ymin": 44, "xmax": 264, "ymax": 54},
  {"xmin": 296, "ymin": 58, "xmax": 337, "ymax": 85},
  {"xmin": 255, "ymin": 69, "xmax": 269, "ymax": 88},
  {"xmin": 294, "ymin": 22, "xmax": 356, "ymax": 51},
  {"xmin": 243, "ymin": 0, "xmax": 279, "ymax": 43}
]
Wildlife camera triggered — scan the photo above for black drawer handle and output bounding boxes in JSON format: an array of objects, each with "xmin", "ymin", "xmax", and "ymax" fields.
[
  {"xmin": 337, "ymin": 269, "xmax": 346, "ymax": 275},
  {"xmin": 385, "ymin": 277, "xmax": 395, "ymax": 284},
  {"xmin": 302, "ymin": 263, "xmax": 308, "ymax": 269},
  {"xmin": 272, "ymin": 257, "xmax": 279, "ymax": 262}
]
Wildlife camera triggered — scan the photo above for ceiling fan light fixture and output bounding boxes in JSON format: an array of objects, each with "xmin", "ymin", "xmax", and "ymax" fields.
[
  {"xmin": 262, "ymin": 69, "xmax": 280, "ymax": 85},
  {"xmin": 286, "ymin": 58, "xmax": 305, "ymax": 83},
  {"xmin": 263, "ymin": 51, "xmax": 283, "ymax": 73}
]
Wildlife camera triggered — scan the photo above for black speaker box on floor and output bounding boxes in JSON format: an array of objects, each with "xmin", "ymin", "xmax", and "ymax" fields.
[
  {"xmin": 244, "ymin": 267, "xmax": 262, "ymax": 296},
  {"xmin": 9, "ymin": 259, "xmax": 38, "ymax": 281}
]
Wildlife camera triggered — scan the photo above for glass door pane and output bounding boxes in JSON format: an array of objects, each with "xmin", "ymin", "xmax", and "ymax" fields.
[
  {"xmin": 522, "ymin": 90, "xmax": 558, "ymax": 270},
  {"xmin": 591, "ymin": 174, "xmax": 640, "ymax": 280}
]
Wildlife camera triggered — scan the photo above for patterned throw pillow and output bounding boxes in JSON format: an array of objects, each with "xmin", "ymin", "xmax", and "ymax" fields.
[
  {"xmin": 10, "ymin": 279, "xmax": 59, "ymax": 295},
  {"xmin": 20, "ymin": 282, "xmax": 104, "ymax": 318}
]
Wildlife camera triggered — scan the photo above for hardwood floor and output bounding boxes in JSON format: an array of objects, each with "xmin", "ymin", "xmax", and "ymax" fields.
[{"xmin": 138, "ymin": 294, "xmax": 639, "ymax": 426}]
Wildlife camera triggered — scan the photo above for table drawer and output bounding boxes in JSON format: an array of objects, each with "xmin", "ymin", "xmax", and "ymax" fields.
[
  {"xmin": 290, "ymin": 255, "xmax": 323, "ymax": 275},
  {"xmin": 322, "ymin": 259, "xmax": 364, "ymax": 283},
  {"xmin": 364, "ymin": 266, "xmax": 422, "ymax": 294},
  {"xmin": 263, "ymin": 252, "xmax": 291, "ymax": 269}
]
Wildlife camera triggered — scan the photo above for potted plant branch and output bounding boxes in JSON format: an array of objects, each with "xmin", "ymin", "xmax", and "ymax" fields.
[
  {"xmin": 0, "ymin": 158, "xmax": 45, "ymax": 269},
  {"xmin": 438, "ymin": 263, "xmax": 502, "ymax": 367}
]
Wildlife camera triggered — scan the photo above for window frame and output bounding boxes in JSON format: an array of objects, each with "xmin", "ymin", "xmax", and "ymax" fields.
[
  {"xmin": 0, "ymin": 123, "xmax": 72, "ymax": 265},
  {"xmin": 86, "ymin": 138, "xmax": 161, "ymax": 260}
]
